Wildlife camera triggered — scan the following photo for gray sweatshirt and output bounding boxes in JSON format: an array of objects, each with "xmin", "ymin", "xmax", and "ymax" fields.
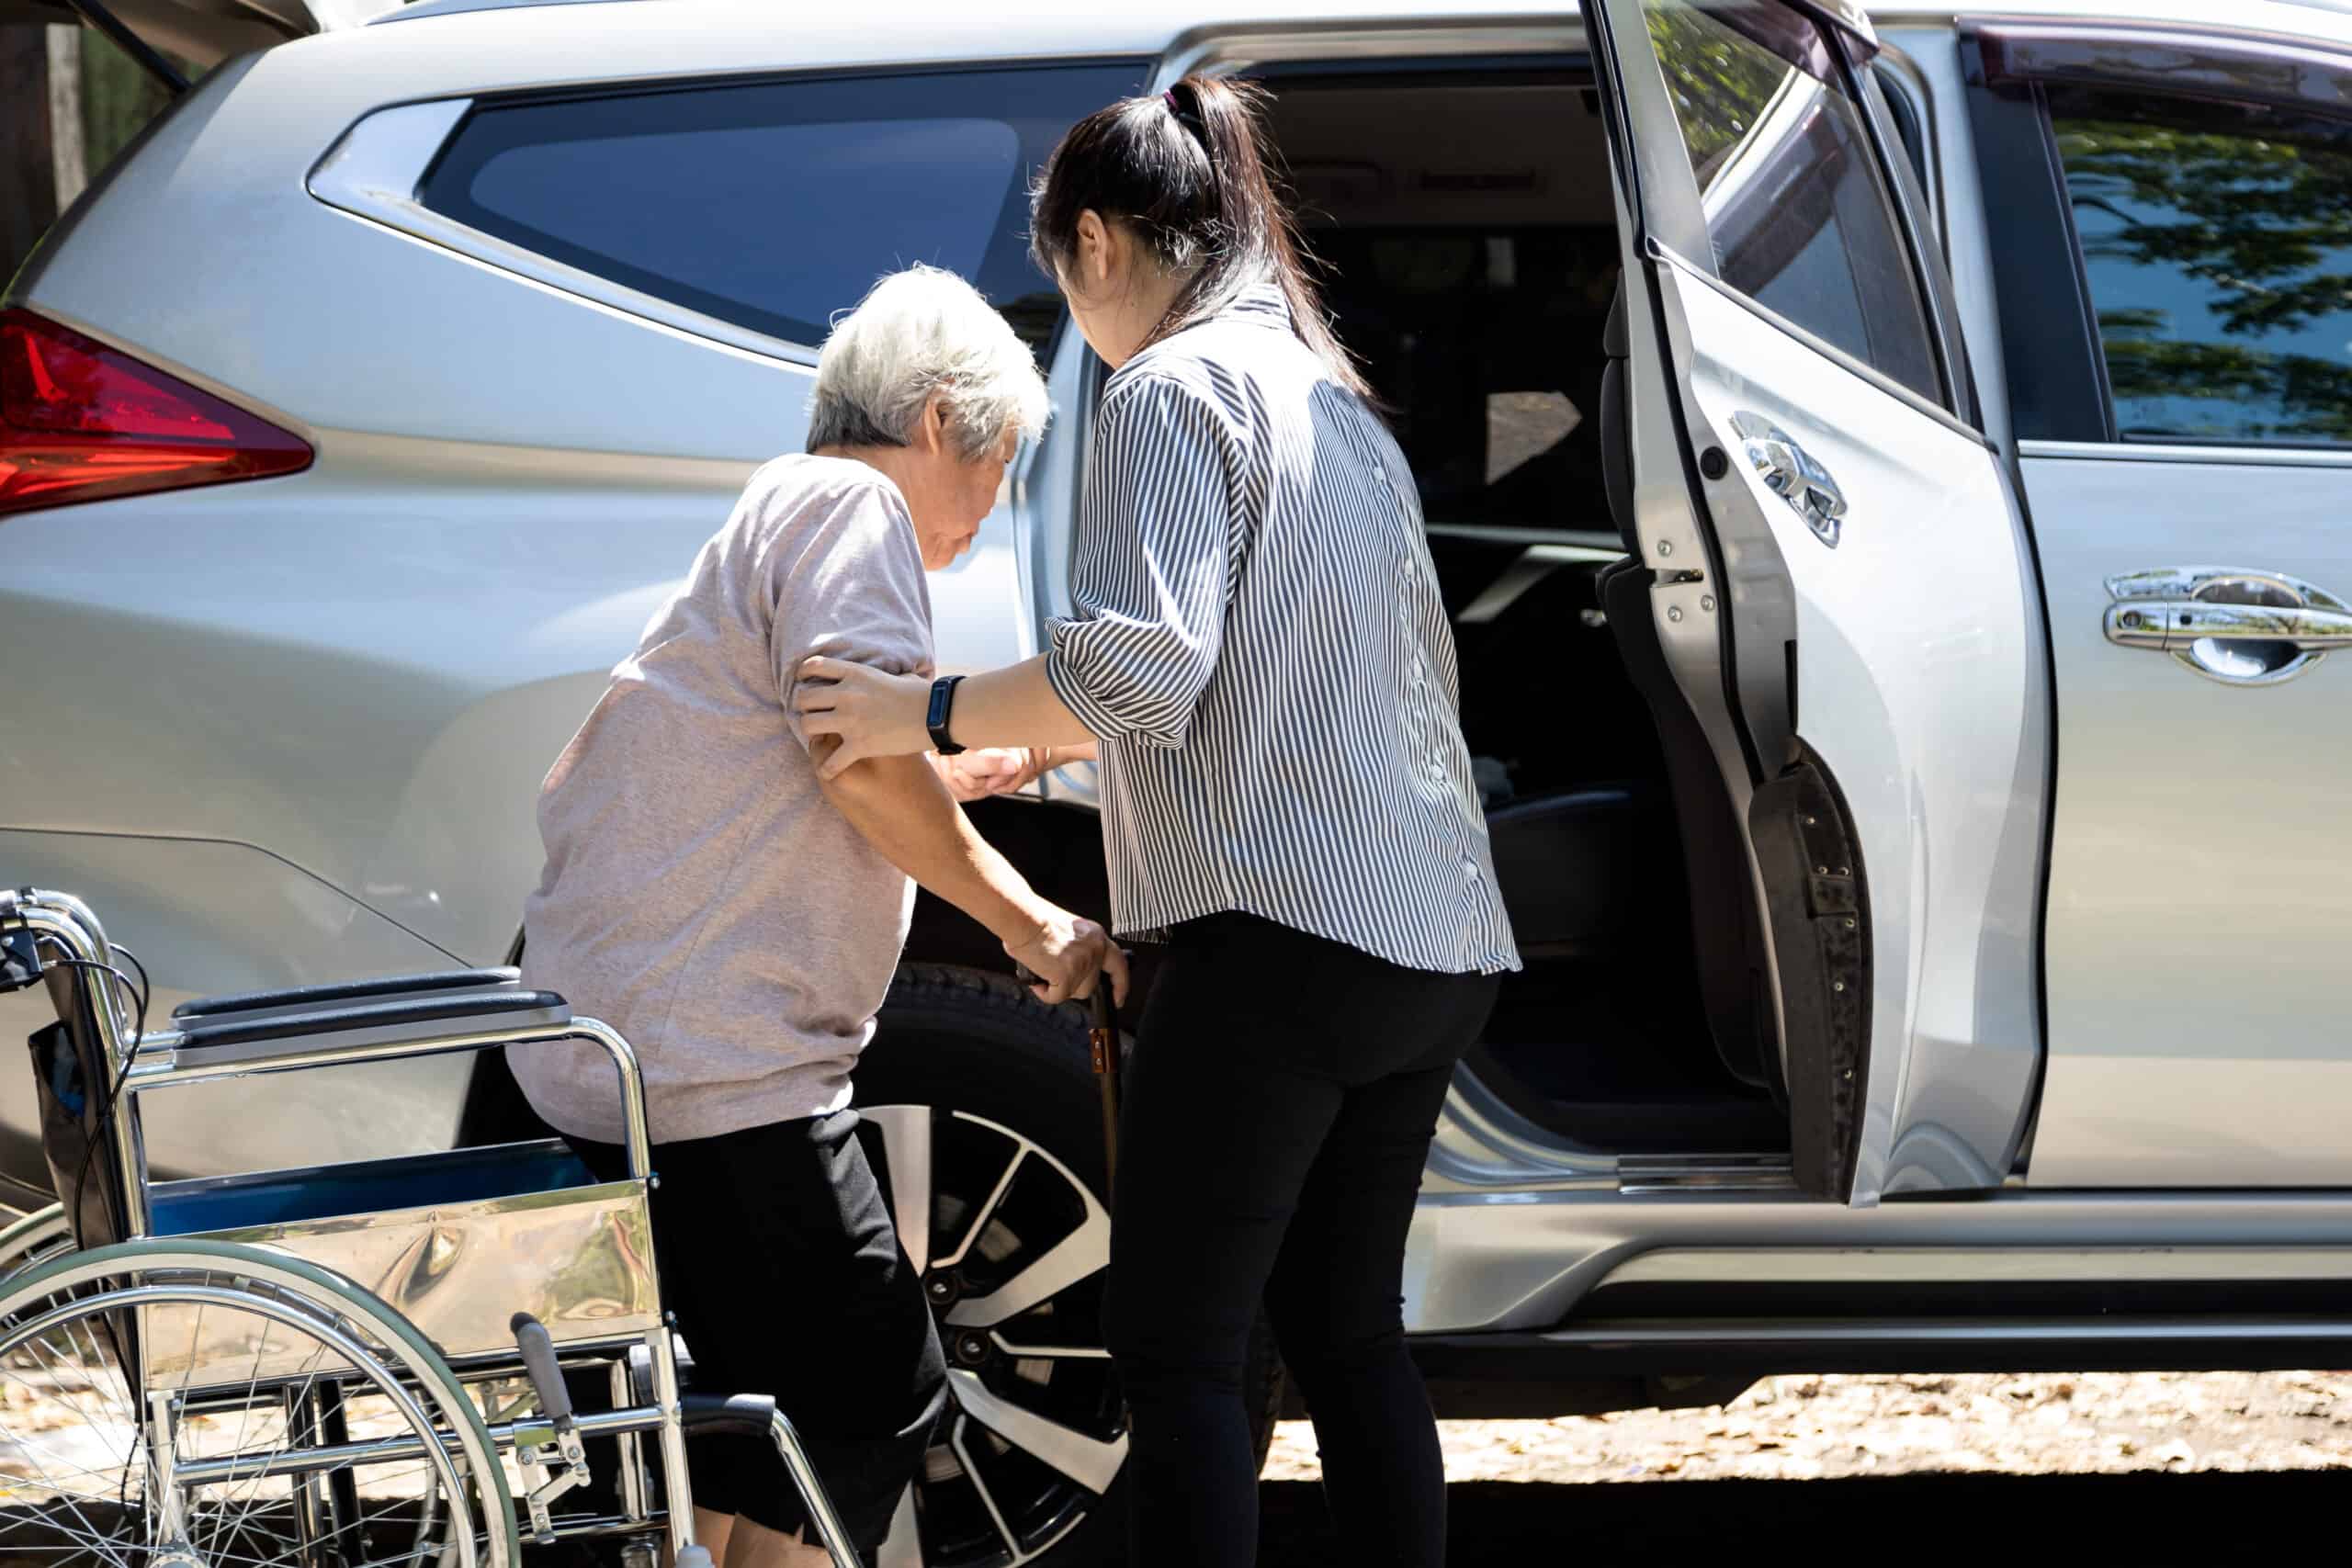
[{"xmin": 513, "ymin": 455, "xmax": 933, "ymax": 1145}]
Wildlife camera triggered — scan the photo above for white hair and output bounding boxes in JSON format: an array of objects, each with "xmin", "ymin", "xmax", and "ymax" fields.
[{"xmin": 807, "ymin": 265, "xmax": 1050, "ymax": 461}]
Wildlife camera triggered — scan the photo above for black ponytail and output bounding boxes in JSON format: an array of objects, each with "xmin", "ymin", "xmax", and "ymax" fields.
[{"xmin": 1029, "ymin": 74, "xmax": 1372, "ymax": 400}]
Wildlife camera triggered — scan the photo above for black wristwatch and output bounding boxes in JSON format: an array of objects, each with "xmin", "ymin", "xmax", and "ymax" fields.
[{"xmin": 926, "ymin": 675, "xmax": 967, "ymax": 755}]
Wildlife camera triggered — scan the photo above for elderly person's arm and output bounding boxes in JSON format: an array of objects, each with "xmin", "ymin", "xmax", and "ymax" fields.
[
  {"xmin": 818, "ymin": 742, "xmax": 1122, "ymax": 1000},
  {"xmin": 772, "ymin": 472, "xmax": 1122, "ymax": 1003}
]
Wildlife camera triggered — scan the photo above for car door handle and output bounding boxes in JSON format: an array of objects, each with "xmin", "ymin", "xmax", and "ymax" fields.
[
  {"xmin": 2103, "ymin": 567, "xmax": 2350, "ymax": 684},
  {"xmin": 1732, "ymin": 413, "xmax": 1844, "ymax": 547}
]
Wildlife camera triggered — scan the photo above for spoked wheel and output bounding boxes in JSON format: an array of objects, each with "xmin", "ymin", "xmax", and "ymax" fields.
[
  {"xmin": 0, "ymin": 1204, "xmax": 75, "ymax": 1286},
  {"xmin": 0, "ymin": 1242, "xmax": 516, "ymax": 1568}
]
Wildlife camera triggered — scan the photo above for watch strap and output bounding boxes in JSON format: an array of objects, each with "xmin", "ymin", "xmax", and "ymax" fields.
[{"xmin": 927, "ymin": 675, "xmax": 967, "ymax": 755}]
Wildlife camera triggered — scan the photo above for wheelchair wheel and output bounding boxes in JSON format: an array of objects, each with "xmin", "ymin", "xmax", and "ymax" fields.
[
  {"xmin": 0, "ymin": 1240, "xmax": 518, "ymax": 1568},
  {"xmin": 0, "ymin": 1202, "xmax": 74, "ymax": 1283}
]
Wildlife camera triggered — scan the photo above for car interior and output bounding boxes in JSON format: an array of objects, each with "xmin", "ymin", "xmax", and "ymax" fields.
[{"xmin": 1258, "ymin": 63, "xmax": 1790, "ymax": 1156}]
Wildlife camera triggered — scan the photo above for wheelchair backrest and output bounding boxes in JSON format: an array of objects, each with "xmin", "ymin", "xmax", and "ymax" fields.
[{"xmin": 30, "ymin": 961, "xmax": 133, "ymax": 1251}]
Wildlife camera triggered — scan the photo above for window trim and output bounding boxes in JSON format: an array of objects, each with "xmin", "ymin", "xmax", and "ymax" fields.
[
  {"xmin": 1965, "ymin": 17, "xmax": 2352, "ymax": 451},
  {"xmin": 1845, "ymin": 37, "xmax": 1974, "ymax": 424},
  {"xmin": 1957, "ymin": 38, "xmax": 2115, "ymax": 444},
  {"xmin": 1972, "ymin": 19, "xmax": 2352, "ymax": 121},
  {"xmin": 309, "ymin": 57, "xmax": 1153, "ymax": 367},
  {"xmin": 1606, "ymin": 0, "xmax": 1962, "ymax": 416},
  {"xmin": 2019, "ymin": 437, "xmax": 2352, "ymax": 470}
]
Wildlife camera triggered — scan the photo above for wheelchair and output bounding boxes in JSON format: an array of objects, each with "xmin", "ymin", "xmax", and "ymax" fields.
[{"xmin": 0, "ymin": 886, "xmax": 862, "ymax": 1567}]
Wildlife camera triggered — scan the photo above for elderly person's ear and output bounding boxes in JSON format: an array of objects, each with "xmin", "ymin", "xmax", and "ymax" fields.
[{"xmin": 918, "ymin": 393, "xmax": 950, "ymax": 457}]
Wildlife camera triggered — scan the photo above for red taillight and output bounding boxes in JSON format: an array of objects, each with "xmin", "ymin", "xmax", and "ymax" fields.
[{"xmin": 0, "ymin": 309, "xmax": 311, "ymax": 518}]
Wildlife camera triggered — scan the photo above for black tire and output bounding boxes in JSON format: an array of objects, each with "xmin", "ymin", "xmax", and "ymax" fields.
[{"xmin": 859, "ymin": 963, "xmax": 1284, "ymax": 1567}]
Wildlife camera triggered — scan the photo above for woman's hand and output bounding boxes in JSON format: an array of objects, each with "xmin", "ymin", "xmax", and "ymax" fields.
[
  {"xmin": 933, "ymin": 742, "xmax": 1100, "ymax": 800},
  {"xmin": 795, "ymin": 657, "xmax": 933, "ymax": 778},
  {"xmin": 933, "ymin": 748, "xmax": 1036, "ymax": 802}
]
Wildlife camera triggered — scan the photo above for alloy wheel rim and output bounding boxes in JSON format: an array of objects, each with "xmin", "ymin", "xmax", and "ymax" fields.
[{"xmin": 863, "ymin": 1106, "xmax": 1125, "ymax": 1567}]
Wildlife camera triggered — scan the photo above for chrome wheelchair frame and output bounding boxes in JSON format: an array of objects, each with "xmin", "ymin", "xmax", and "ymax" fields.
[{"xmin": 0, "ymin": 886, "xmax": 861, "ymax": 1566}]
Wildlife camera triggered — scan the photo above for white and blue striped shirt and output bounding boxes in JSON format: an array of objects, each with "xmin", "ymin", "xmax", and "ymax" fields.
[{"xmin": 1045, "ymin": 285, "xmax": 1521, "ymax": 976}]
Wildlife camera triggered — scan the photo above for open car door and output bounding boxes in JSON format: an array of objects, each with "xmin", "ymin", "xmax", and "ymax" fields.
[{"xmin": 1580, "ymin": 0, "xmax": 2051, "ymax": 1201}]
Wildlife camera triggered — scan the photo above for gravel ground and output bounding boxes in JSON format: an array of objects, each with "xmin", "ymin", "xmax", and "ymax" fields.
[{"xmin": 1264, "ymin": 1371, "xmax": 2352, "ymax": 1483}]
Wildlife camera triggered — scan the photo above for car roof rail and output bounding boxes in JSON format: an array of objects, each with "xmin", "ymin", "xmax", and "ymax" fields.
[{"xmin": 370, "ymin": 0, "xmax": 640, "ymax": 27}]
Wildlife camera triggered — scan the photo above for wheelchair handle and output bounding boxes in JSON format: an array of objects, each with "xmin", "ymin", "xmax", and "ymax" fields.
[{"xmin": 510, "ymin": 1312, "xmax": 575, "ymax": 1429}]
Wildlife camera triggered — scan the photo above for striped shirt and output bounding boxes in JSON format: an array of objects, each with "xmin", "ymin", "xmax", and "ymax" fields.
[{"xmin": 1045, "ymin": 284, "xmax": 1521, "ymax": 976}]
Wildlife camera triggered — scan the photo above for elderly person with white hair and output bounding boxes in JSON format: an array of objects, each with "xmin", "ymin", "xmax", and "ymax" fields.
[{"xmin": 511, "ymin": 265, "xmax": 1126, "ymax": 1567}]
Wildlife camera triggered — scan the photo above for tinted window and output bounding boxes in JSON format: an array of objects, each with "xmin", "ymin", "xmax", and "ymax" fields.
[
  {"xmin": 422, "ymin": 64, "xmax": 1145, "ymax": 355},
  {"xmin": 1638, "ymin": 0, "xmax": 1941, "ymax": 400},
  {"xmin": 2052, "ymin": 89, "xmax": 2352, "ymax": 447}
]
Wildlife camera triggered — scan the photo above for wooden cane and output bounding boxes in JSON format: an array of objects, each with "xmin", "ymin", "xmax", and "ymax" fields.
[
  {"xmin": 1088, "ymin": 985, "xmax": 1121, "ymax": 1194},
  {"xmin": 1016, "ymin": 965, "xmax": 1121, "ymax": 1195}
]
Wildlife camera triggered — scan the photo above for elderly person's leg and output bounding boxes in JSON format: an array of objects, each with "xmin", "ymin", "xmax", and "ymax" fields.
[{"xmin": 573, "ymin": 1113, "xmax": 947, "ymax": 1565}]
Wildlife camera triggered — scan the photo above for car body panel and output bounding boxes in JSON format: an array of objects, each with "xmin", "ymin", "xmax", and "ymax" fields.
[
  {"xmin": 0, "ymin": 831, "xmax": 472, "ymax": 1178},
  {"xmin": 1, "ymin": 0, "xmax": 2348, "ymax": 1257},
  {"xmin": 2020, "ymin": 442, "xmax": 2352, "ymax": 1186},
  {"xmin": 1402, "ymin": 1179, "xmax": 2352, "ymax": 1333},
  {"xmin": 1669, "ymin": 275, "xmax": 2050, "ymax": 1198}
]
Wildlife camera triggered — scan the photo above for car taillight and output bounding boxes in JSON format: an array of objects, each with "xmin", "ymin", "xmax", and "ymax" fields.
[{"xmin": 0, "ymin": 308, "xmax": 311, "ymax": 518}]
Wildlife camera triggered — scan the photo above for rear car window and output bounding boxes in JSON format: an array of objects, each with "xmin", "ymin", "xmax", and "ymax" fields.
[
  {"xmin": 2052, "ymin": 88, "xmax": 2352, "ymax": 447},
  {"xmin": 419, "ymin": 63, "xmax": 1145, "ymax": 355},
  {"xmin": 1637, "ymin": 0, "xmax": 1941, "ymax": 401}
]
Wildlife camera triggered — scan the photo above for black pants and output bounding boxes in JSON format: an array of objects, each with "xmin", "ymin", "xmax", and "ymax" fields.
[
  {"xmin": 1105, "ymin": 912, "xmax": 1500, "ymax": 1568},
  {"xmin": 571, "ymin": 1111, "xmax": 946, "ymax": 1561}
]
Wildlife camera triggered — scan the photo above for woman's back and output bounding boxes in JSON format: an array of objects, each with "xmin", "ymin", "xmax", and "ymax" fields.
[{"xmin": 1048, "ymin": 281, "xmax": 1519, "ymax": 975}]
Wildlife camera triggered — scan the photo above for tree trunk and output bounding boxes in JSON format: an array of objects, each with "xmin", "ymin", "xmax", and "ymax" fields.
[
  {"xmin": 1, "ymin": 24, "xmax": 59, "ymax": 283},
  {"xmin": 49, "ymin": 26, "xmax": 87, "ymax": 214}
]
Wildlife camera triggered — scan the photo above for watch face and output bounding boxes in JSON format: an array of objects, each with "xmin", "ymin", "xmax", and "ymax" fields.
[{"xmin": 928, "ymin": 676, "xmax": 964, "ymax": 753}]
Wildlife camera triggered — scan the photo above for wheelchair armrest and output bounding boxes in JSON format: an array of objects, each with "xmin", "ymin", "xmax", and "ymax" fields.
[
  {"xmin": 174, "ymin": 967, "xmax": 524, "ymax": 1020},
  {"xmin": 169, "ymin": 991, "xmax": 571, "ymax": 1072},
  {"xmin": 679, "ymin": 1393, "xmax": 779, "ymax": 1440}
]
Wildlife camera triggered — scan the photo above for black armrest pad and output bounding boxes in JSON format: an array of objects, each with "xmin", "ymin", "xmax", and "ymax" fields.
[
  {"xmin": 175, "ymin": 968, "xmax": 524, "ymax": 1020},
  {"xmin": 680, "ymin": 1393, "xmax": 778, "ymax": 1440},
  {"xmin": 176, "ymin": 989, "xmax": 566, "ymax": 1052}
]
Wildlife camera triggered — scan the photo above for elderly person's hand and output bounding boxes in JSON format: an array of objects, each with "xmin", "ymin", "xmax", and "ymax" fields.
[
  {"xmin": 933, "ymin": 748, "xmax": 1036, "ymax": 801},
  {"xmin": 1007, "ymin": 908, "xmax": 1130, "ymax": 1006}
]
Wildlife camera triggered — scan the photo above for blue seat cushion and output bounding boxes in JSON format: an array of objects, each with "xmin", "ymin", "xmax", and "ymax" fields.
[{"xmin": 148, "ymin": 1139, "xmax": 600, "ymax": 1236}]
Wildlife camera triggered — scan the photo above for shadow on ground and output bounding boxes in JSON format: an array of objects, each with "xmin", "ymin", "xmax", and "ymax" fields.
[{"xmin": 1260, "ymin": 1469, "xmax": 2344, "ymax": 1562}]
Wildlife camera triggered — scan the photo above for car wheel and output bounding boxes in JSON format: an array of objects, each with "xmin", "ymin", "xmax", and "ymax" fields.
[{"xmin": 858, "ymin": 964, "xmax": 1283, "ymax": 1568}]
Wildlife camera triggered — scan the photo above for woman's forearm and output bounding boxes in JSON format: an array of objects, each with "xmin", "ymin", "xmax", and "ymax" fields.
[{"xmin": 944, "ymin": 656, "xmax": 1100, "ymax": 750}]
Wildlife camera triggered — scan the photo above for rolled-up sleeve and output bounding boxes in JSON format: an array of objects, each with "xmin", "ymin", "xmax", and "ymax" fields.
[{"xmin": 1046, "ymin": 372, "xmax": 1238, "ymax": 748}]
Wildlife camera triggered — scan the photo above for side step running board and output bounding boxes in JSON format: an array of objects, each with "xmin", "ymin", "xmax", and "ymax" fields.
[{"xmin": 1412, "ymin": 1316, "xmax": 2352, "ymax": 1381}]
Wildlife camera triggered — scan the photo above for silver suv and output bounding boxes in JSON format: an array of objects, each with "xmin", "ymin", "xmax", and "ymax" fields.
[{"xmin": 7, "ymin": 0, "xmax": 2352, "ymax": 1562}]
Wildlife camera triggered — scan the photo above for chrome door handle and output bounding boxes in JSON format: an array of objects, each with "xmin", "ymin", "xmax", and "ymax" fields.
[
  {"xmin": 1732, "ymin": 412, "xmax": 1845, "ymax": 547},
  {"xmin": 2103, "ymin": 567, "xmax": 2350, "ymax": 685}
]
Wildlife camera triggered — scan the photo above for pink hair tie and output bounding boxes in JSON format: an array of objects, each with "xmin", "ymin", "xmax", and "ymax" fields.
[{"xmin": 1163, "ymin": 88, "xmax": 1180, "ymax": 111}]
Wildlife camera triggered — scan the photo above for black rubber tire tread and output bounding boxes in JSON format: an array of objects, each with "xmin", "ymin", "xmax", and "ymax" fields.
[{"xmin": 863, "ymin": 963, "xmax": 1287, "ymax": 1563}]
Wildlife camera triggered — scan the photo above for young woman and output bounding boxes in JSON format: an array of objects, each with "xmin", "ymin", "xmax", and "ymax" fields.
[{"xmin": 795, "ymin": 78, "xmax": 1519, "ymax": 1567}]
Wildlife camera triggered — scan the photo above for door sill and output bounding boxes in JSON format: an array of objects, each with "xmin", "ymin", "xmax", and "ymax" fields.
[{"xmin": 1618, "ymin": 1153, "xmax": 1797, "ymax": 1193}]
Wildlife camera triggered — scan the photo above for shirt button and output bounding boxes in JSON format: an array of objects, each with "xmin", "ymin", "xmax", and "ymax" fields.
[{"xmin": 1372, "ymin": 465, "xmax": 1386, "ymax": 484}]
